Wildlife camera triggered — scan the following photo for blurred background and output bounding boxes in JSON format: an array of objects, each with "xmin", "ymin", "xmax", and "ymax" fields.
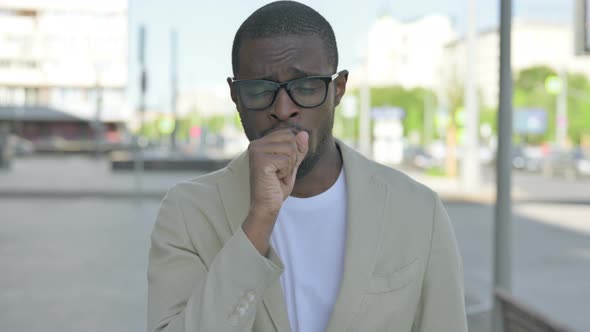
[{"xmin": 0, "ymin": 0, "xmax": 589, "ymax": 331}]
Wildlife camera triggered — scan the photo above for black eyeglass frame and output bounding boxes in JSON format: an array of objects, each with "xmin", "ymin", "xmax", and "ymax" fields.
[{"xmin": 230, "ymin": 69, "xmax": 348, "ymax": 111}]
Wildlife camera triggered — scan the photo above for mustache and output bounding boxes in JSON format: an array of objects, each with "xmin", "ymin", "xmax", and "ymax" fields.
[{"xmin": 260, "ymin": 123, "xmax": 307, "ymax": 137}]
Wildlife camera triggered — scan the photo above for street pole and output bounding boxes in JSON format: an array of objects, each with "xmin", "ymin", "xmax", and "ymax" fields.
[
  {"xmin": 139, "ymin": 25, "xmax": 148, "ymax": 138},
  {"xmin": 170, "ymin": 29, "xmax": 178, "ymax": 151},
  {"xmin": 494, "ymin": 0, "xmax": 513, "ymax": 330},
  {"xmin": 94, "ymin": 79, "xmax": 103, "ymax": 159},
  {"xmin": 574, "ymin": 0, "xmax": 587, "ymax": 55},
  {"xmin": 134, "ymin": 25, "xmax": 147, "ymax": 198},
  {"xmin": 556, "ymin": 69, "xmax": 568, "ymax": 149},
  {"xmin": 462, "ymin": 0, "xmax": 481, "ymax": 191}
]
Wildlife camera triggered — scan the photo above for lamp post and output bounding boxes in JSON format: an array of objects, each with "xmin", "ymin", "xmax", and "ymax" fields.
[
  {"xmin": 545, "ymin": 73, "xmax": 568, "ymax": 149},
  {"xmin": 494, "ymin": 0, "xmax": 513, "ymax": 331},
  {"xmin": 94, "ymin": 66, "xmax": 103, "ymax": 159},
  {"xmin": 170, "ymin": 29, "xmax": 178, "ymax": 151}
]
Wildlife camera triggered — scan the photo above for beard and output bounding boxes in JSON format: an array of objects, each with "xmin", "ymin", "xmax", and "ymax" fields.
[{"xmin": 239, "ymin": 112, "xmax": 334, "ymax": 180}]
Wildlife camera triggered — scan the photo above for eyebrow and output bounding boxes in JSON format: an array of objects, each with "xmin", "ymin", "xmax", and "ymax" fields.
[{"xmin": 258, "ymin": 67, "xmax": 322, "ymax": 82}]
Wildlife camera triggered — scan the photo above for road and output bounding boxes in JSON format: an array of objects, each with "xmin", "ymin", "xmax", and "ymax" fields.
[{"xmin": 447, "ymin": 201, "xmax": 590, "ymax": 332}]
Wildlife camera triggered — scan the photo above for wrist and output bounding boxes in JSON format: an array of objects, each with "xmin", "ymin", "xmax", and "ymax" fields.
[
  {"xmin": 242, "ymin": 206, "xmax": 279, "ymax": 256},
  {"xmin": 249, "ymin": 201, "xmax": 281, "ymax": 220}
]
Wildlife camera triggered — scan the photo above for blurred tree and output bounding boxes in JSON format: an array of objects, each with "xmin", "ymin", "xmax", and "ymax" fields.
[
  {"xmin": 479, "ymin": 107, "xmax": 497, "ymax": 132},
  {"xmin": 346, "ymin": 86, "xmax": 438, "ymax": 144},
  {"xmin": 514, "ymin": 66, "xmax": 557, "ymax": 144},
  {"xmin": 514, "ymin": 66, "xmax": 590, "ymax": 146},
  {"xmin": 140, "ymin": 111, "xmax": 236, "ymax": 142},
  {"xmin": 515, "ymin": 66, "xmax": 556, "ymax": 92},
  {"xmin": 334, "ymin": 105, "xmax": 358, "ymax": 142},
  {"xmin": 566, "ymin": 73, "xmax": 590, "ymax": 146},
  {"xmin": 369, "ymin": 86, "xmax": 436, "ymax": 143},
  {"xmin": 342, "ymin": 90, "xmax": 361, "ymax": 144}
]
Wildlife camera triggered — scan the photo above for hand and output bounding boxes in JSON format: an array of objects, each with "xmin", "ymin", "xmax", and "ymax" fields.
[
  {"xmin": 248, "ymin": 128, "xmax": 309, "ymax": 215},
  {"xmin": 242, "ymin": 128, "xmax": 308, "ymax": 255}
]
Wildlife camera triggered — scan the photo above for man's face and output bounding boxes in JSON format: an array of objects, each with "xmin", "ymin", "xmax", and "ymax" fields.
[{"xmin": 228, "ymin": 34, "xmax": 347, "ymax": 178}]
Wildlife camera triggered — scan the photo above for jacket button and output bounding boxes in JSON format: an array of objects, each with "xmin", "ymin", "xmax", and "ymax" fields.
[
  {"xmin": 245, "ymin": 290, "xmax": 256, "ymax": 303},
  {"xmin": 228, "ymin": 312, "xmax": 239, "ymax": 326},
  {"xmin": 236, "ymin": 302, "xmax": 248, "ymax": 316}
]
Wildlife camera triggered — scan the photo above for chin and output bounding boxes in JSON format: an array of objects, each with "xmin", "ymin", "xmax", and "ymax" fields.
[{"xmin": 296, "ymin": 149, "xmax": 321, "ymax": 180}]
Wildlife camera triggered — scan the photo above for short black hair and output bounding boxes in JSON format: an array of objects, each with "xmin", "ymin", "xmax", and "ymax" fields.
[{"xmin": 231, "ymin": 1, "xmax": 338, "ymax": 76}]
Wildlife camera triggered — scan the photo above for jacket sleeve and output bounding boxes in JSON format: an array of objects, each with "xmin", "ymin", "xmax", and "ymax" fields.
[
  {"xmin": 147, "ymin": 187, "xmax": 283, "ymax": 332},
  {"xmin": 413, "ymin": 193, "xmax": 468, "ymax": 332}
]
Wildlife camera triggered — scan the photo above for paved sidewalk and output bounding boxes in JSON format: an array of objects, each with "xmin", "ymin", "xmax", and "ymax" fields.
[
  {"xmin": 0, "ymin": 156, "xmax": 520, "ymax": 204},
  {"xmin": 0, "ymin": 156, "xmax": 202, "ymax": 199}
]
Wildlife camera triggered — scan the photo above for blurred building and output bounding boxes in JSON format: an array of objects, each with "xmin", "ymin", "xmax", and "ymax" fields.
[
  {"xmin": 443, "ymin": 19, "xmax": 590, "ymax": 108},
  {"xmin": 350, "ymin": 13, "xmax": 457, "ymax": 90},
  {"xmin": 0, "ymin": 105, "xmax": 126, "ymax": 152},
  {"xmin": 0, "ymin": 0, "xmax": 128, "ymax": 147}
]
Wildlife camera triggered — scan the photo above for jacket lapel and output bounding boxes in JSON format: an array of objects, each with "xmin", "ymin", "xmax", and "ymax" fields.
[
  {"xmin": 218, "ymin": 151, "xmax": 250, "ymax": 232},
  {"xmin": 326, "ymin": 142, "xmax": 389, "ymax": 332},
  {"xmin": 217, "ymin": 152, "xmax": 290, "ymax": 332}
]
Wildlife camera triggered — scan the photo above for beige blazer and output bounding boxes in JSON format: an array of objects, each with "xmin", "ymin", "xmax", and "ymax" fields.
[{"xmin": 147, "ymin": 140, "xmax": 467, "ymax": 332}]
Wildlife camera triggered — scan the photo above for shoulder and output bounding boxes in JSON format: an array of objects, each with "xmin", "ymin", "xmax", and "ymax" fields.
[
  {"xmin": 166, "ymin": 167, "xmax": 231, "ymax": 202},
  {"xmin": 367, "ymin": 158, "xmax": 441, "ymax": 233},
  {"xmin": 154, "ymin": 160, "xmax": 247, "ymax": 264},
  {"xmin": 158, "ymin": 154, "xmax": 247, "ymax": 238},
  {"xmin": 339, "ymin": 141, "xmax": 437, "ymax": 207},
  {"xmin": 168, "ymin": 167, "xmax": 231, "ymax": 198},
  {"xmin": 164, "ymin": 152, "xmax": 247, "ymax": 206},
  {"xmin": 371, "ymin": 159, "xmax": 436, "ymax": 203},
  {"xmin": 344, "ymin": 146, "xmax": 444, "ymax": 249}
]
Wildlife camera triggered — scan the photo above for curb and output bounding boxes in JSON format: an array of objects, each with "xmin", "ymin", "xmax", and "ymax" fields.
[
  {"xmin": 0, "ymin": 189, "xmax": 498, "ymax": 203},
  {"xmin": 2, "ymin": 189, "xmax": 588, "ymax": 206},
  {"xmin": 0, "ymin": 190, "xmax": 165, "ymax": 200}
]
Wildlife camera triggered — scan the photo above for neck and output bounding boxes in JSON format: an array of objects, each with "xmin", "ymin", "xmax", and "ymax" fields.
[{"xmin": 291, "ymin": 137, "xmax": 342, "ymax": 198}]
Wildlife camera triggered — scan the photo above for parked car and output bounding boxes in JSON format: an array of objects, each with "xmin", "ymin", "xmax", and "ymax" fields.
[
  {"xmin": 0, "ymin": 131, "xmax": 11, "ymax": 168},
  {"xmin": 573, "ymin": 148, "xmax": 590, "ymax": 177},
  {"xmin": 8, "ymin": 135, "xmax": 34, "ymax": 156},
  {"xmin": 402, "ymin": 145, "xmax": 439, "ymax": 170},
  {"xmin": 512, "ymin": 145, "xmax": 543, "ymax": 172},
  {"xmin": 542, "ymin": 147, "xmax": 590, "ymax": 179}
]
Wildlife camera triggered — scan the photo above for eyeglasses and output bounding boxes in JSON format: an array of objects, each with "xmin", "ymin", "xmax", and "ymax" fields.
[{"xmin": 230, "ymin": 70, "xmax": 348, "ymax": 111}]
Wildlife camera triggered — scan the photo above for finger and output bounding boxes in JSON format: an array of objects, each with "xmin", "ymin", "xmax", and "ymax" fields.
[
  {"xmin": 260, "ymin": 128, "xmax": 297, "ymax": 142},
  {"xmin": 253, "ymin": 142, "xmax": 297, "ymax": 157},
  {"xmin": 267, "ymin": 154, "xmax": 291, "ymax": 179},
  {"xmin": 294, "ymin": 131, "xmax": 309, "ymax": 169},
  {"xmin": 264, "ymin": 127, "xmax": 297, "ymax": 136},
  {"xmin": 251, "ymin": 141, "xmax": 297, "ymax": 168}
]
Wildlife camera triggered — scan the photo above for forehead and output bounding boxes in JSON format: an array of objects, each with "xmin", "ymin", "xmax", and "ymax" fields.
[{"xmin": 236, "ymin": 35, "xmax": 332, "ymax": 80}]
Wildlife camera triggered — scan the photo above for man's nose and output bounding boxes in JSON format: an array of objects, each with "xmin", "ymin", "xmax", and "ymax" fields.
[{"xmin": 270, "ymin": 88, "xmax": 300, "ymax": 121}]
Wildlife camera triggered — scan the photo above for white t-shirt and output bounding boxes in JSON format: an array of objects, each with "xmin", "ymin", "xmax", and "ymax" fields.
[{"xmin": 270, "ymin": 169, "xmax": 347, "ymax": 332}]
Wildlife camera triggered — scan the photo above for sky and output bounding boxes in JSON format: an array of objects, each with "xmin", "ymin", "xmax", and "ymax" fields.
[{"xmin": 127, "ymin": 0, "xmax": 573, "ymax": 112}]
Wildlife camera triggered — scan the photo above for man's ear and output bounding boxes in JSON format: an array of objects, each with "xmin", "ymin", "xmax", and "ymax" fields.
[
  {"xmin": 333, "ymin": 70, "xmax": 348, "ymax": 107},
  {"xmin": 227, "ymin": 77, "xmax": 239, "ymax": 107}
]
